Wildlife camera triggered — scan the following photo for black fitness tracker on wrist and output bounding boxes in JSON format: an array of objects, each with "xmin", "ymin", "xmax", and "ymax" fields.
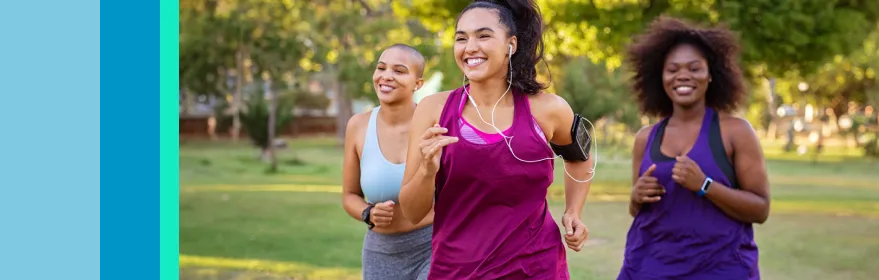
[{"xmin": 362, "ymin": 204, "xmax": 375, "ymax": 229}]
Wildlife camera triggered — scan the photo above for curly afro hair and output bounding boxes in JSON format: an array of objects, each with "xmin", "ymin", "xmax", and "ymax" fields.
[{"xmin": 626, "ymin": 16, "xmax": 746, "ymax": 118}]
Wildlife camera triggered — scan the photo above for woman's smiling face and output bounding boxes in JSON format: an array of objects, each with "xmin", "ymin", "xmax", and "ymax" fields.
[{"xmin": 454, "ymin": 8, "xmax": 516, "ymax": 83}]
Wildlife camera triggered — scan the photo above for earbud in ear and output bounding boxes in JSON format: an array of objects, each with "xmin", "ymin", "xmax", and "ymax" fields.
[{"xmin": 509, "ymin": 44, "xmax": 513, "ymax": 54}]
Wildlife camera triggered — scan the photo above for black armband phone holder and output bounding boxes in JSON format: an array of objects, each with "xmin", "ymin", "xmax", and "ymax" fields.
[{"xmin": 550, "ymin": 114, "xmax": 592, "ymax": 162}]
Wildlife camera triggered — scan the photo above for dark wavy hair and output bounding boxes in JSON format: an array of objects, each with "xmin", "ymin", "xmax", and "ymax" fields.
[
  {"xmin": 626, "ymin": 16, "xmax": 746, "ymax": 117},
  {"xmin": 456, "ymin": 0, "xmax": 547, "ymax": 95}
]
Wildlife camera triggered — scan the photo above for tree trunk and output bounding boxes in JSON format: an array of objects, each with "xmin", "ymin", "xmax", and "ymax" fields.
[
  {"xmin": 335, "ymin": 81, "xmax": 354, "ymax": 146},
  {"xmin": 600, "ymin": 117, "xmax": 612, "ymax": 146},
  {"xmin": 765, "ymin": 77, "xmax": 779, "ymax": 140},
  {"xmin": 231, "ymin": 47, "xmax": 245, "ymax": 141},
  {"xmin": 267, "ymin": 79, "xmax": 278, "ymax": 173},
  {"xmin": 180, "ymin": 88, "xmax": 196, "ymax": 115}
]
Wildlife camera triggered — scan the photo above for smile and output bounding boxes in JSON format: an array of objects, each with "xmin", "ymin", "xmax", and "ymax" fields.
[
  {"xmin": 465, "ymin": 58, "xmax": 486, "ymax": 67},
  {"xmin": 379, "ymin": 84, "xmax": 394, "ymax": 93},
  {"xmin": 674, "ymin": 86, "xmax": 694, "ymax": 94}
]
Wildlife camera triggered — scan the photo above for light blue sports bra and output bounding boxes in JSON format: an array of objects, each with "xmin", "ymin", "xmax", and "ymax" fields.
[{"xmin": 360, "ymin": 106, "xmax": 407, "ymax": 204}]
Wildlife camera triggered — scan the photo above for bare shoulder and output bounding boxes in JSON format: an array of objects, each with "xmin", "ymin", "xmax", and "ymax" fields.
[
  {"xmin": 634, "ymin": 123, "xmax": 654, "ymax": 143},
  {"xmin": 527, "ymin": 92, "xmax": 572, "ymax": 117},
  {"xmin": 718, "ymin": 113, "xmax": 756, "ymax": 135},
  {"xmin": 347, "ymin": 111, "xmax": 371, "ymax": 131},
  {"xmin": 718, "ymin": 113, "xmax": 760, "ymax": 150},
  {"xmin": 345, "ymin": 111, "xmax": 371, "ymax": 143},
  {"xmin": 719, "ymin": 114, "xmax": 757, "ymax": 141},
  {"xmin": 415, "ymin": 90, "xmax": 454, "ymax": 121},
  {"xmin": 526, "ymin": 93, "xmax": 573, "ymax": 143},
  {"xmin": 632, "ymin": 123, "xmax": 655, "ymax": 153},
  {"xmin": 419, "ymin": 90, "xmax": 453, "ymax": 108}
]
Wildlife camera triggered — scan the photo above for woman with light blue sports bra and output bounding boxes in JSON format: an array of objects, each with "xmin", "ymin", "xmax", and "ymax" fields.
[{"xmin": 341, "ymin": 43, "xmax": 433, "ymax": 280}]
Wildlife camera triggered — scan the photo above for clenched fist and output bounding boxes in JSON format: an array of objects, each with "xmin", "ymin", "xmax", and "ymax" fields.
[
  {"xmin": 631, "ymin": 164, "xmax": 665, "ymax": 204},
  {"xmin": 672, "ymin": 156, "xmax": 706, "ymax": 192},
  {"xmin": 370, "ymin": 201, "xmax": 395, "ymax": 228}
]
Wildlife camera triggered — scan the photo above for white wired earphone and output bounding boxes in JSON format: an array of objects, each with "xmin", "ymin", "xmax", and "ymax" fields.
[{"xmin": 462, "ymin": 44, "xmax": 598, "ymax": 183}]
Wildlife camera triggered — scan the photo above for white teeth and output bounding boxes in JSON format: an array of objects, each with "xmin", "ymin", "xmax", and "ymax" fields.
[
  {"xmin": 466, "ymin": 58, "xmax": 486, "ymax": 66},
  {"xmin": 675, "ymin": 86, "xmax": 694, "ymax": 93},
  {"xmin": 380, "ymin": 85, "xmax": 393, "ymax": 91}
]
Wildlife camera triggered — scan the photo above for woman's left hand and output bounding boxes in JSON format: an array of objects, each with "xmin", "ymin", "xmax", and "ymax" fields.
[
  {"xmin": 561, "ymin": 213, "xmax": 589, "ymax": 252},
  {"xmin": 672, "ymin": 156, "xmax": 707, "ymax": 192}
]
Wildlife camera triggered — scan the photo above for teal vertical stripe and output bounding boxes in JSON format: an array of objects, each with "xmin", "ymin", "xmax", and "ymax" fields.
[{"xmin": 160, "ymin": 0, "xmax": 181, "ymax": 278}]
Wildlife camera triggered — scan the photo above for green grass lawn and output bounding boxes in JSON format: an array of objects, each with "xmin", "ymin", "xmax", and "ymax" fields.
[{"xmin": 179, "ymin": 137, "xmax": 879, "ymax": 280}]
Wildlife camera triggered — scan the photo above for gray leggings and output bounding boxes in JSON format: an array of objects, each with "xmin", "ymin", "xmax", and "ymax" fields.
[{"xmin": 362, "ymin": 225, "xmax": 432, "ymax": 280}]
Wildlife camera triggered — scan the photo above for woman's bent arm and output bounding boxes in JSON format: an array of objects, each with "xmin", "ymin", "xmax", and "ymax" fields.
[
  {"xmin": 341, "ymin": 113, "xmax": 371, "ymax": 222},
  {"xmin": 398, "ymin": 93, "xmax": 448, "ymax": 224},
  {"xmin": 628, "ymin": 126, "xmax": 652, "ymax": 217},
  {"xmin": 704, "ymin": 118, "xmax": 771, "ymax": 224},
  {"xmin": 548, "ymin": 98, "xmax": 593, "ymax": 218}
]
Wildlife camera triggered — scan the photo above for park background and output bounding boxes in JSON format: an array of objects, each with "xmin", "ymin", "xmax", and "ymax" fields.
[{"xmin": 178, "ymin": 0, "xmax": 879, "ymax": 279}]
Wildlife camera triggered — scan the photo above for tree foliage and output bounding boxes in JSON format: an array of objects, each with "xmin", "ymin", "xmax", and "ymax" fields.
[
  {"xmin": 180, "ymin": 0, "xmax": 315, "ymax": 145},
  {"xmin": 239, "ymin": 88, "xmax": 295, "ymax": 151},
  {"xmin": 557, "ymin": 57, "xmax": 639, "ymax": 129},
  {"xmin": 797, "ymin": 24, "xmax": 879, "ymax": 113},
  {"xmin": 179, "ymin": 0, "xmax": 238, "ymax": 96},
  {"xmin": 551, "ymin": 0, "xmax": 879, "ymax": 78}
]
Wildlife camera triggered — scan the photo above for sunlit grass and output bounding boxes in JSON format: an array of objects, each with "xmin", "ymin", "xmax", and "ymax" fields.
[
  {"xmin": 183, "ymin": 184, "xmax": 342, "ymax": 193},
  {"xmin": 772, "ymin": 200, "xmax": 879, "ymax": 218},
  {"xmin": 180, "ymin": 255, "xmax": 360, "ymax": 280}
]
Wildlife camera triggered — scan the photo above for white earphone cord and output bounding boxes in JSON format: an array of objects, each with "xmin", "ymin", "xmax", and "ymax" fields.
[{"xmin": 463, "ymin": 44, "xmax": 597, "ymax": 183}]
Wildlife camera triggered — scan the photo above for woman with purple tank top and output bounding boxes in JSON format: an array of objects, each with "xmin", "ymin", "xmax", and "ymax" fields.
[
  {"xmin": 618, "ymin": 17, "xmax": 771, "ymax": 280},
  {"xmin": 398, "ymin": 1, "xmax": 594, "ymax": 279}
]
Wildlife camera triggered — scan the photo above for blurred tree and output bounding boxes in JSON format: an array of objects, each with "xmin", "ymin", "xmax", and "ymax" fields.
[
  {"xmin": 182, "ymin": 0, "xmax": 313, "ymax": 172},
  {"xmin": 244, "ymin": 0, "xmax": 310, "ymax": 170},
  {"xmin": 180, "ymin": 0, "xmax": 310, "ymax": 142},
  {"xmin": 239, "ymin": 86, "xmax": 296, "ymax": 163},
  {"xmin": 799, "ymin": 25, "xmax": 879, "ymax": 114},
  {"xmin": 180, "ymin": 0, "xmax": 252, "ymax": 140},
  {"xmin": 557, "ymin": 58, "xmax": 628, "ymax": 124},
  {"xmin": 179, "ymin": 0, "xmax": 237, "ymax": 98},
  {"xmin": 798, "ymin": 24, "xmax": 879, "ymax": 155},
  {"xmin": 557, "ymin": 57, "xmax": 641, "ymax": 144}
]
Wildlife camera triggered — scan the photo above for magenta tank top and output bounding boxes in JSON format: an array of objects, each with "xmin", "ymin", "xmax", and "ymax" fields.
[{"xmin": 428, "ymin": 86, "xmax": 569, "ymax": 279}]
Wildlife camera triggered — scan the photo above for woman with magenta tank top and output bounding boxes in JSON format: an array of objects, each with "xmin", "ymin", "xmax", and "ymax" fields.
[
  {"xmin": 617, "ymin": 17, "xmax": 771, "ymax": 280},
  {"xmin": 341, "ymin": 44, "xmax": 434, "ymax": 280},
  {"xmin": 399, "ymin": 1, "xmax": 594, "ymax": 279}
]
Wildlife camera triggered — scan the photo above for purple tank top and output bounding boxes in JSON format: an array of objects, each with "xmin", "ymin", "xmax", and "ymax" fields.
[
  {"xmin": 618, "ymin": 107, "xmax": 760, "ymax": 280},
  {"xmin": 429, "ymin": 86, "xmax": 569, "ymax": 279}
]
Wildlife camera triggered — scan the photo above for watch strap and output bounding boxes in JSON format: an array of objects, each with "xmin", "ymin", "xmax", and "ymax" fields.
[
  {"xmin": 362, "ymin": 204, "xmax": 375, "ymax": 229},
  {"xmin": 697, "ymin": 177, "xmax": 713, "ymax": 197}
]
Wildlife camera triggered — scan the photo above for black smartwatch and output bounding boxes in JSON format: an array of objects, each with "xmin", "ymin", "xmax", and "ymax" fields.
[{"xmin": 362, "ymin": 204, "xmax": 375, "ymax": 229}]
